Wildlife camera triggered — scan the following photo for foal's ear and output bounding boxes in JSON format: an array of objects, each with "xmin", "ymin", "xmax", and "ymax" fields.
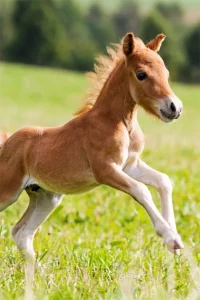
[
  {"xmin": 146, "ymin": 33, "xmax": 166, "ymax": 52},
  {"xmin": 123, "ymin": 32, "xmax": 135, "ymax": 57}
]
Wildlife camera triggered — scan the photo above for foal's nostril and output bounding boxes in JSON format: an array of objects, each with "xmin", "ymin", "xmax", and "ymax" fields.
[{"xmin": 170, "ymin": 102, "xmax": 176, "ymax": 113}]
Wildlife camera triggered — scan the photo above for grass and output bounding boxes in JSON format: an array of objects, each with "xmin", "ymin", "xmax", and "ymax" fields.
[{"xmin": 0, "ymin": 62, "xmax": 200, "ymax": 300}]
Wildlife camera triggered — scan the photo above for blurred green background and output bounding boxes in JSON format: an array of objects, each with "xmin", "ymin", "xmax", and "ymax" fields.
[
  {"xmin": 0, "ymin": 1, "xmax": 200, "ymax": 299},
  {"xmin": 0, "ymin": 0, "xmax": 199, "ymax": 82}
]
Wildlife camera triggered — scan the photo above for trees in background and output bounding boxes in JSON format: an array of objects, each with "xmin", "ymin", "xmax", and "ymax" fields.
[
  {"xmin": 0, "ymin": 1, "xmax": 13, "ymax": 60},
  {"xmin": 0, "ymin": 0, "xmax": 199, "ymax": 83},
  {"xmin": 141, "ymin": 4, "xmax": 186, "ymax": 80},
  {"xmin": 184, "ymin": 23, "xmax": 200, "ymax": 83},
  {"xmin": 156, "ymin": 2, "xmax": 184, "ymax": 26},
  {"xmin": 86, "ymin": 4, "xmax": 117, "ymax": 54},
  {"xmin": 56, "ymin": 0, "xmax": 99, "ymax": 70},
  {"xmin": 6, "ymin": 0, "xmax": 68, "ymax": 66},
  {"xmin": 112, "ymin": 1, "xmax": 141, "ymax": 39}
]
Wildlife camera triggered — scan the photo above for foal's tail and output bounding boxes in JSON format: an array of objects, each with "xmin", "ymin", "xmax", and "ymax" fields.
[{"xmin": 0, "ymin": 132, "xmax": 9, "ymax": 152}]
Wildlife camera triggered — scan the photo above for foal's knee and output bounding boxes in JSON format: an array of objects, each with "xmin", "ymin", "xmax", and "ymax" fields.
[
  {"xmin": 134, "ymin": 182, "xmax": 152, "ymax": 204},
  {"xmin": 158, "ymin": 174, "xmax": 173, "ymax": 194}
]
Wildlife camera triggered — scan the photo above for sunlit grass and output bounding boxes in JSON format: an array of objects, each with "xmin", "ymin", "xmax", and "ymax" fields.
[{"xmin": 0, "ymin": 62, "xmax": 200, "ymax": 299}]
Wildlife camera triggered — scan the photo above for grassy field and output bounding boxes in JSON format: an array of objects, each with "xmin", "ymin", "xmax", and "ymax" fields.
[{"xmin": 0, "ymin": 62, "xmax": 200, "ymax": 300}]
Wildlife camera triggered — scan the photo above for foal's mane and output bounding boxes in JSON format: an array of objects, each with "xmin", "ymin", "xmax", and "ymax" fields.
[{"xmin": 74, "ymin": 43, "xmax": 124, "ymax": 116}]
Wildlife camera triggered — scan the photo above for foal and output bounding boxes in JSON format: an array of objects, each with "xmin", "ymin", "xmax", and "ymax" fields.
[{"xmin": 0, "ymin": 33, "xmax": 183, "ymax": 283}]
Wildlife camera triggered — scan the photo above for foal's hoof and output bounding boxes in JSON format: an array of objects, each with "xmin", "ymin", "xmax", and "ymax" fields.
[{"xmin": 167, "ymin": 237, "xmax": 184, "ymax": 255}]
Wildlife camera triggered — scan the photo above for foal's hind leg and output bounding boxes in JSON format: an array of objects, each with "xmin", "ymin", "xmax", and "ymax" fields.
[{"xmin": 12, "ymin": 186, "xmax": 63, "ymax": 292}]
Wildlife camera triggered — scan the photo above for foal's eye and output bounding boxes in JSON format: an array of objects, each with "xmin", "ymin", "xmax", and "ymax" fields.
[{"xmin": 136, "ymin": 71, "xmax": 147, "ymax": 81}]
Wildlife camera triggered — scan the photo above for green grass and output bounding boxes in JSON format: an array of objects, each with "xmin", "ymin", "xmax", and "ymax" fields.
[{"xmin": 0, "ymin": 62, "xmax": 200, "ymax": 300}]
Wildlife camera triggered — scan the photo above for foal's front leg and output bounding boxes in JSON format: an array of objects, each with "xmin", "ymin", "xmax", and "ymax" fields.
[
  {"xmin": 93, "ymin": 163, "xmax": 184, "ymax": 254},
  {"xmin": 124, "ymin": 159, "xmax": 177, "ymax": 232}
]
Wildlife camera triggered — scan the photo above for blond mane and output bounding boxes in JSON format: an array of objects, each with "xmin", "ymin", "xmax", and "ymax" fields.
[
  {"xmin": 74, "ymin": 37, "xmax": 146, "ymax": 116},
  {"xmin": 74, "ymin": 42, "xmax": 125, "ymax": 116}
]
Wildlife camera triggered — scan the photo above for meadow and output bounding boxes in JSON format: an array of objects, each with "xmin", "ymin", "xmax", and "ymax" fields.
[{"xmin": 0, "ymin": 62, "xmax": 200, "ymax": 300}]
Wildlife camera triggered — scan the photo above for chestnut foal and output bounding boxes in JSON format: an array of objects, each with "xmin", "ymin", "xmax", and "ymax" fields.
[{"xmin": 0, "ymin": 33, "xmax": 183, "ymax": 285}]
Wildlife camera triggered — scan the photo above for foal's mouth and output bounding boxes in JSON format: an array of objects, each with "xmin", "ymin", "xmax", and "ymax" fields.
[{"xmin": 160, "ymin": 109, "xmax": 175, "ymax": 121}]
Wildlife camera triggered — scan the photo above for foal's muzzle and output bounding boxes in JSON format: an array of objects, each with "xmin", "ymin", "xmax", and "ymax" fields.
[{"xmin": 159, "ymin": 96, "xmax": 183, "ymax": 123}]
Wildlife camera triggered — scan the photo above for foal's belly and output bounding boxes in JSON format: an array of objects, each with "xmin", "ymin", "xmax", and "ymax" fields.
[
  {"xmin": 34, "ymin": 150, "xmax": 142, "ymax": 195},
  {"xmin": 30, "ymin": 169, "xmax": 99, "ymax": 195},
  {"xmin": 49, "ymin": 180, "xmax": 99, "ymax": 195}
]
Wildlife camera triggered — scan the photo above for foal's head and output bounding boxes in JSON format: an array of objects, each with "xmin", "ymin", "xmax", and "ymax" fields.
[{"xmin": 123, "ymin": 33, "xmax": 183, "ymax": 122}]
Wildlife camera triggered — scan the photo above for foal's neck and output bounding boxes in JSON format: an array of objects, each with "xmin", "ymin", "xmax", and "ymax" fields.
[{"xmin": 93, "ymin": 61, "xmax": 138, "ymax": 130}]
